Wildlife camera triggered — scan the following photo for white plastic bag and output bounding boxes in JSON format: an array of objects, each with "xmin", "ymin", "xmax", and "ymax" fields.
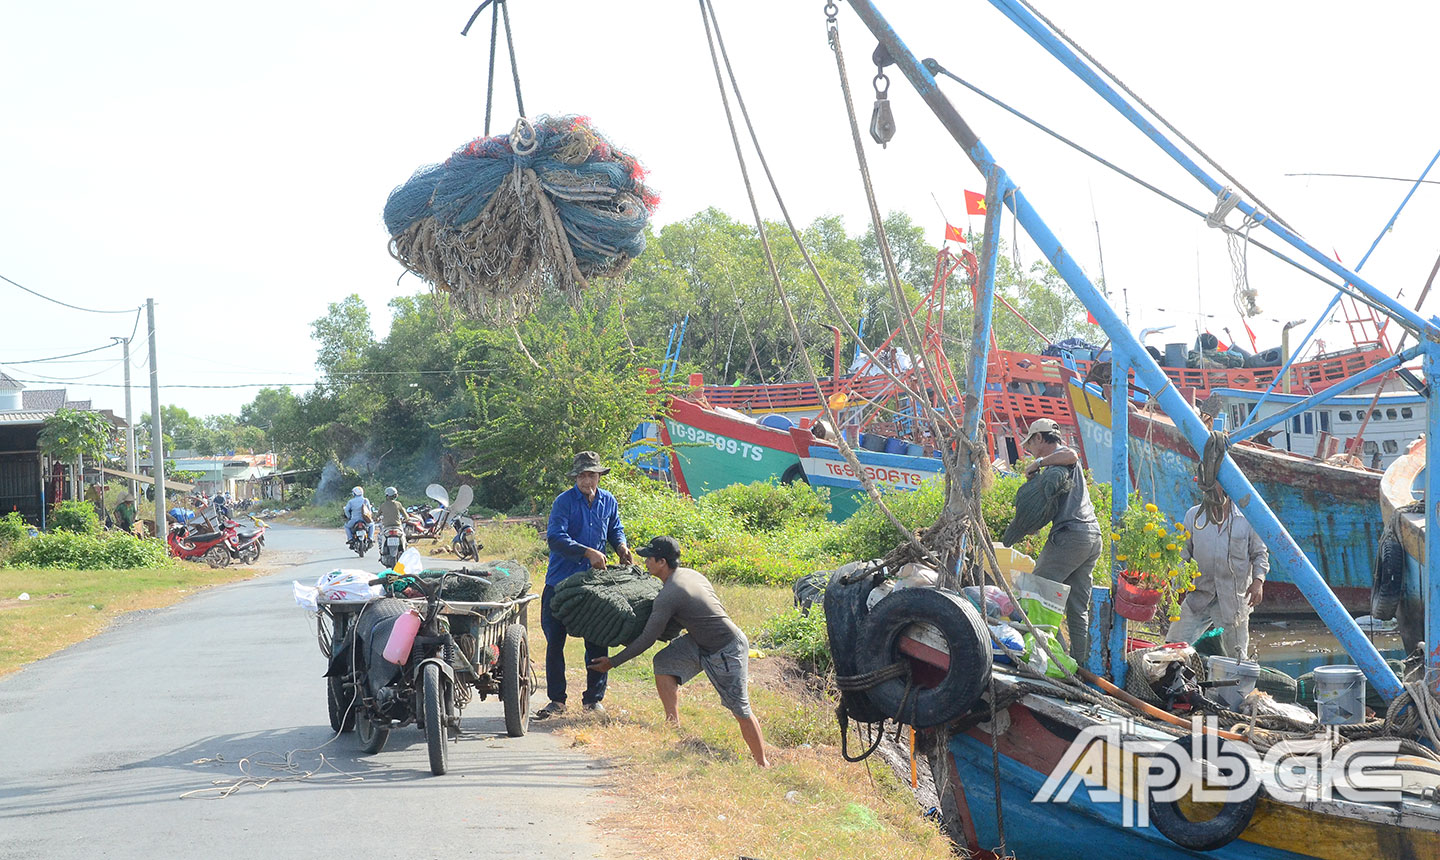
[
  {"xmin": 392, "ymin": 547, "xmax": 423, "ymax": 577},
  {"xmin": 316, "ymin": 569, "xmax": 384, "ymax": 602},
  {"xmin": 292, "ymin": 581, "xmax": 320, "ymax": 611}
]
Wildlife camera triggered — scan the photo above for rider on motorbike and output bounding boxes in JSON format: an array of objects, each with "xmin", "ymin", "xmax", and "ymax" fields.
[
  {"xmin": 379, "ymin": 487, "xmax": 404, "ymax": 529},
  {"xmin": 343, "ymin": 487, "xmax": 374, "ymax": 543}
]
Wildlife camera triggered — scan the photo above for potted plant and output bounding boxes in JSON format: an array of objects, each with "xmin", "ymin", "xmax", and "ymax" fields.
[{"xmin": 1110, "ymin": 494, "xmax": 1199, "ymax": 623}]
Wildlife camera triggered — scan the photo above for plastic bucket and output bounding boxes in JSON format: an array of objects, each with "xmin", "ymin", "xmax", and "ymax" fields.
[
  {"xmin": 883, "ymin": 437, "xmax": 907, "ymax": 455},
  {"xmin": 905, "ymin": 442, "xmax": 926, "ymax": 456},
  {"xmin": 1313, "ymin": 664, "xmax": 1367, "ymax": 725},
  {"xmin": 1207, "ymin": 656, "xmax": 1262, "ymax": 710},
  {"xmin": 860, "ymin": 433, "xmax": 888, "ymax": 452}
]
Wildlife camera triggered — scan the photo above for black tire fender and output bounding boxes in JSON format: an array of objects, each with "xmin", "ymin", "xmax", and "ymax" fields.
[
  {"xmin": 1371, "ymin": 530, "xmax": 1405, "ymax": 622},
  {"xmin": 780, "ymin": 463, "xmax": 809, "ymax": 485},
  {"xmin": 1147, "ymin": 739, "xmax": 1259, "ymax": 851},
  {"xmin": 854, "ymin": 587, "xmax": 991, "ymax": 729},
  {"xmin": 823, "ymin": 563, "xmax": 889, "ymax": 724}
]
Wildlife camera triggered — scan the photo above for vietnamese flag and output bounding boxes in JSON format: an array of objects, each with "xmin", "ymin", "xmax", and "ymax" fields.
[
  {"xmin": 944, "ymin": 222, "xmax": 966, "ymax": 244},
  {"xmin": 964, "ymin": 189, "xmax": 987, "ymax": 215},
  {"xmin": 1242, "ymin": 318, "xmax": 1258, "ymax": 351},
  {"xmin": 1086, "ymin": 309, "xmax": 1098, "ymax": 326}
]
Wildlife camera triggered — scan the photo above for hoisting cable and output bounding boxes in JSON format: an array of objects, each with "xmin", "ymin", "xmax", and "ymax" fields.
[
  {"xmin": 695, "ymin": 0, "xmax": 941, "ymax": 566},
  {"xmin": 1013, "ymin": 0, "xmax": 1300, "ymax": 236},
  {"xmin": 922, "ymin": 62, "xmax": 1400, "ymax": 328},
  {"xmin": 461, "ymin": 0, "xmax": 526, "ymax": 136}
]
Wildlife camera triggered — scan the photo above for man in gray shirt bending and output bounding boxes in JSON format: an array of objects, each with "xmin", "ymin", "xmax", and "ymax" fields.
[{"xmin": 588, "ymin": 536, "xmax": 770, "ymax": 767}]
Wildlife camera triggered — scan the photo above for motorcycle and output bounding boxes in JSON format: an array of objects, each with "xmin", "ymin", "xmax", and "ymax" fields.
[
  {"xmin": 231, "ymin": 516, "xmax": 268, "ymax": 564},
  {"xmin": 347, "ymin": 523, "xmax": 374, "ymax": 557},
  {"xmin": 403, "ymin": 504, "xmax": 443, "ymax": 542},
  {"xmin": 326, "ymin": 570, "xmax": 492, "ymax": 775},
  {"xmin": 378, "ymin": 523, "xmax": 407, "ymax": 569},
  {"xmin": 451, "ymin": 515, "xmax": 480, "ymax": 561},
  {"xmin": 167, "ymin": 522, "xmax": 239, "ymax": 568}
]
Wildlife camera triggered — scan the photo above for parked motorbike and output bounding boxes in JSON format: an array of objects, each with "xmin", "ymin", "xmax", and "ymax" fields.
[
  {"xmin": 403, "ymin": 504, "xmax": 444, "ymax": 542},
  {"xmin": 167, "ymin": 522, "xmax": 238, "ymax": 568},
  {"xmin": 231, "ymin": 516, "xmax": 268, "ymax": 564},
  {"xmin": 451, "ymin": 515, "xmax": 480, "ymax": 561},
  {"xmin": 378, "ymin": 524, "xmax": 407, "ymax": 569},
  {"xmin": 326, "ymin": 571, "xmax": 491, "ymax": 775}
]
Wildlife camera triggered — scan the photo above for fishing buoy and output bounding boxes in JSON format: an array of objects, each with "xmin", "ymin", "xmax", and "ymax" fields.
[{"xmin": 382, "ymin": 609, "xmax": 423, "ymax": 665}]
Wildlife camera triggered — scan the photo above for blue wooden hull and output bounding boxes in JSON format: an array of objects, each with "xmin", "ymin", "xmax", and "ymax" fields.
[{"xmin": 1068, "ymin": 382, "xmax": 1378, "ymax": 613}]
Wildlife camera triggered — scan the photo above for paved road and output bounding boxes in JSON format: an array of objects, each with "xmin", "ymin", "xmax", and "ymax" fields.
[{"xmin": 0, "ymin": 526, "xmax": 617, "ymax": 859}]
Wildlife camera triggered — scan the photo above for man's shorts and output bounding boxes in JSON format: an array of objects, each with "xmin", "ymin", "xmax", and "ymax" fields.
[{"xmin": 652, "ymin": 633, "xmax": 752, "ymax": 718}]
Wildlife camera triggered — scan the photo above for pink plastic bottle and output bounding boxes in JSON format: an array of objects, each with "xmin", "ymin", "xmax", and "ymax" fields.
[{"xmin": 383, "ymin": 609, "xmax": 422, "ymax": 665}]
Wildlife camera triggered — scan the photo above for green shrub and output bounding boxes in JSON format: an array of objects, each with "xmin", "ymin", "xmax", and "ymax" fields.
[
  {"xmin": 759, "ymin": 606, "xmax": 832, "ymax": 673},
  {"xmin": 51, "ymin": 499, "xmax": 101, "ymax": 535},
  {"xmin": 0, "ymin": 511, "xmax": 30, "ymax": 547},
  {"xmin": 698, "ymin": 479, "xmax": 829, "ymax": 532},
  {"xmin": 9, "ymin": 530, "xmax": 172, "ymax": 569}
]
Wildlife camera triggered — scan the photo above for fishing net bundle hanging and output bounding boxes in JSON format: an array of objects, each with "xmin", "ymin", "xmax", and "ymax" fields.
[{"xmin": 383, "ymin": 115, "xmax": 659, "ymax": 323}]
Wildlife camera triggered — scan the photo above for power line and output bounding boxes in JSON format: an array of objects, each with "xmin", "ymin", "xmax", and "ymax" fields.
[
  {"xmin": 0, "ymin": 342, "xmax": 119, "ymax": 364},
  {"xmin": 1285, "ymin": 172, "xmax": 1440, "ymax": 186},
  {"xmin": 0, "ymin": 272, "xmax": 139, "ymax": 314},
  {"xmin": 5, "ymin": 359, "xmax": 127, "ymax": 382}
]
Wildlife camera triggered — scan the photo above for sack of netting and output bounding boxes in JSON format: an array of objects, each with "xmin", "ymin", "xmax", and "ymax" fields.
[
  {"xmin": 550, "ymin": 564, "xmax": 683, "ymax": 647},
  {"xmin": 452, "ymin": 560, "xmax": 532, "ymax": 602},
  {"xmin": 1001, "ymin": 465, "xmax": 1073, "ymax": 546},
  {"xmin": 382, "ymin": 115, "xmax": 660, "ymax": 323},
  {"xmin": 792, "ymin": 569, "xmax": 829, "ymax": 614}
]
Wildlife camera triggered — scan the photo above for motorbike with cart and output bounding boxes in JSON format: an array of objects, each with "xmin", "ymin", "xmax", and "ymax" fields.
[{"xmin": 318, "ymin": 569, "xmax": 536, "ymax": 775}]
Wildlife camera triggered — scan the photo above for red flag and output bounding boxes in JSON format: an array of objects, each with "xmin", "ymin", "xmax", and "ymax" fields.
[
  {"xmin": 964, "ymin": 189, "xmax": 987, "ymax": 216},
  {"xmin": 944, "ymin": 222, "xmax": 966, "ymax": 244},
  {"xmin": 1207, "ymin": 330, "xmax": 1229, "ymax": 351},
  {"xmin": 1242, "ymin": 318, "xmax": 1258, "ymax": 351},
  {"xmin": 1086, "ymin": 310, "xmax": 1098, "ymax": 326}
]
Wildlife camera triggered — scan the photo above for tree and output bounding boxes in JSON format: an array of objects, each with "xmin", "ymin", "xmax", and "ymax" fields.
[
  {"xmin": 313, "ymin": 294, "xmax": 374, "ymax": 380},
  {"xmin": 39, "ymin": 409, "xmax": 116, "ymax": 500},
  {"xmin": 443, "ymin": 300, "xmax": 671, "ymax": 512}
]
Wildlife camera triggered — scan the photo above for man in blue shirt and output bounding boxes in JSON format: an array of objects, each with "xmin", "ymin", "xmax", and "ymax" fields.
[
  {"xmin": 342, "ymin": 486, "xmax": 373, "ymax": 543},
  {"xmin": 534, "ymin": 451, "xmax": 633, "ymax": 719}
]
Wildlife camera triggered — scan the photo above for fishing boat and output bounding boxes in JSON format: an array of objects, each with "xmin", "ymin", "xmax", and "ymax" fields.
[
  {"xmin": 1067, "ymin": 379, "xmax": 1383, "ymax": 613},
  {"xmin": 800, "ymin": 2, "xmax": 1440, "ymax": 858},
  {"xmin": 1207, "ymin": 386, "xmax": 1425, "ymax": 471},
  {"xmin": 1378, "ymin": 435, "xmax": 1429, "ymax": 652}
]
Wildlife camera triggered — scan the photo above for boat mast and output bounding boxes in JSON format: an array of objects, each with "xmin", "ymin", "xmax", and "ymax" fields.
[{"xmin": 844, "ymin": 0, "xmax": 1416, "ymax": 700}]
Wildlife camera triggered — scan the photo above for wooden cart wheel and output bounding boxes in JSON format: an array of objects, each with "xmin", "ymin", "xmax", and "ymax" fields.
[{"xmin": 500, "ymin": 622, "xmax": 531, "ymax": 737}]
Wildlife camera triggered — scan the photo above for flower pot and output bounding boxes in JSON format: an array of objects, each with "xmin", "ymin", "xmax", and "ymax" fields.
[{"xmin": 1114, "ymin": 575, "xmax": 1161, "ymax": 622}]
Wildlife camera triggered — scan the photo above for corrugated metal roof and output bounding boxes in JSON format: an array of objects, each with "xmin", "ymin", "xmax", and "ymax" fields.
[
  {"xmin": 0, "ymin": 410, "xmax": 53, "ymax": 424},
  {"xmin": 0, "ymin": 371, "xmax": 22, "ymax": 390}
]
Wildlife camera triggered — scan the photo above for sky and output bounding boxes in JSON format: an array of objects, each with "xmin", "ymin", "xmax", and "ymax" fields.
[{"xmin": 3, "ymin": 0, "xmax": 1438, "ymax": 421}]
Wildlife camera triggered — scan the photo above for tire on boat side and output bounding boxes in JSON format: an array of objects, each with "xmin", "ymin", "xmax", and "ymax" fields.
[
  {"xmin": 853, "ymin": 587, "xmax": 991, "ymax": 729},
  {"xmin": 1147, "ymin": 738, "xmax": 1258, "ymax": 851},
  {"xmin": 823, "ymin": 563, "xmax": 889, "ymax": 724},
  {"xmin": 1370, "ymin": 529, "xmax": 1404, "ymax": 622},
  {"xmin": 780, "ymin": 464, "xmax": 808, "ymax": 485}
]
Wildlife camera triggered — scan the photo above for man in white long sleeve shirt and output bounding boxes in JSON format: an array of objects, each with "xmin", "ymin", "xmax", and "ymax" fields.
[{"xmin": 1166, "ymin": 487, "xmax": 1269, "ymax": 659}]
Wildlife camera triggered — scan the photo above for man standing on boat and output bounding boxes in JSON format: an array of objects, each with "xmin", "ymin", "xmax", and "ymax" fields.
[
  {"xmin": 535, "ymin": 451, "xmax": 633, "ymax": 720},
  {"xmin": 1022, "ymin": 418, "xmax": 1102, "ymax": 661},
  {"xmin": 1166, "ymin": 486, "xmax": 1268, "ymax": 659}
]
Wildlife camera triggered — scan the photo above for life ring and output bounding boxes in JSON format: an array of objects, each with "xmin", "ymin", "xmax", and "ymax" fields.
[
  {"xmin": 1371, "ymin": 530, "xmax": 1405, "ymax": 622},
  {"xmin": 854, "ymin": 587, "xmax": 991, "ymax": 729},
  {"xmin": 823, "ymin": 563, "xmax": 890, "ymax": 724},
  {"xmin": 1147, "ymin": 738, "xmax": 1259, "ymax": 851}
]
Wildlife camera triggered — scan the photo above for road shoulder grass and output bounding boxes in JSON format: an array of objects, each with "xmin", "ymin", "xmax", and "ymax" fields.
[
  {"xmin": 0, "ymin": 563, "xmax": 273, "ymax": 678},
  {"xmin": 531, "ymin": 582, "xmax": 953, "ymax": 860}
]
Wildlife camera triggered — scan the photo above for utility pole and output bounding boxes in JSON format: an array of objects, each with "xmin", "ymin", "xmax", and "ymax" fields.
[
  {"xmin": 147, "ymin": 299, "xmax": 165, "ymax": 539},
  {"xmin": 113, "ymin": 336, "xmax": 137, "ymax": 500}
]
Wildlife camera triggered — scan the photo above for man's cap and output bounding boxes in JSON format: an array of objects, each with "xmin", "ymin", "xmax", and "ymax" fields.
[
  {"xmin": 567, "ymin": 451, "xmax": 611, "ymax": 477},
  {"xmin": 635, "ymin": 535, "xmax": 681, "ymax": 563},
  {"xmin": 1021, "ymin": 418, "xmax": 1061, "ymax": 444}
]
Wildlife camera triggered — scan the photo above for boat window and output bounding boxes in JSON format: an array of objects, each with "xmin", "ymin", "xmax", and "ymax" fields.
[
  {"xmin": 1386, "ymin": 408, "xmax": 1398, "ymax": 420},
  {"xmin": 1338, "ymin": 410, "xmax": 1352, "ymax": 422},
  {"xmin": 1372, "ymin": 410, "xmax": 1382, "ymax": 421},
  {"xmin": 1303, "ymin": 413, "xmax": 1313, "ymax": 435},
  {"xmin": 1364, "ymin": 440, "xmax": 1379, "ymax": 455},
  {"xmin": 1319, "ymin": 411, "xmax": 1330, "ymax": 432},
  {"xmin": 1292, "ymin": 415, "xmax": 1301, "ymax": 433},
  {"xmin": 1383, "ymin": 439, "xmax": 1399, "ymax": 454},
  {"xmin": 1402, "ymin": 407, "xmax": 1414, "ymax": 419}
]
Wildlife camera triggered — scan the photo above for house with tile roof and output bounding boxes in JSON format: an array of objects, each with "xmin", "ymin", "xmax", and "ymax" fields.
[{"xmin": 0, "ymin": 373, "xmax": 125, "ymax": 526}]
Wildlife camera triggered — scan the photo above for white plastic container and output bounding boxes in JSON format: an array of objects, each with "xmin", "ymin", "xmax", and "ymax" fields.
[
  {"xmin": 1207, "ymin": 656, "xmax": 1261, "ymax": 710},
  {"xmin": 1313, "ymin": 664, "xmax": 1367, "ymax": 725}
]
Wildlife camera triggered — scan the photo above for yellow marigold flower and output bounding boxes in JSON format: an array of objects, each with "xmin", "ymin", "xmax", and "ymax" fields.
[
  {"xmin": 1143, "ymin": 523, "xmax": 1155, "ymax": 532},
  {"xmin": 1116, "ymin": 554, "xmax": 1128, "ymax": 561},
  {"xmin": 1149, "ymin": 552, "xmax": 1162, "ymax": 559},
  {"xmin": 1174, "ymin": 521, "xmax": 1184, "ymax": 530},
  {"xmin": 1157, "ymin": 529, "xmax": 1167, "ymax": 538},
  {"xmin": 1145, "ymin": 503, "xmax": 1159, "ymax": 512},
  {"xmin": 1168, "ymin": 614, "xmax": 1181, "ymax": 622},
  {"xmin": 1111, "ymin": 533, "xmax": 1120, "ymax": 541},
  {"xmin": 1166, "ymin": 543, "xmax": 1178, "ymax": 551}
]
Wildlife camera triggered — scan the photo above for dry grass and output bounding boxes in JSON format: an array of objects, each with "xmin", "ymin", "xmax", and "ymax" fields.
[
  {"xmin": 0, "ymin": 563, "xmax": 271, "ymax": 677},
  {"xmin": 532, "ymin": 582, "xmax": 954, "ymax": 860}
]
